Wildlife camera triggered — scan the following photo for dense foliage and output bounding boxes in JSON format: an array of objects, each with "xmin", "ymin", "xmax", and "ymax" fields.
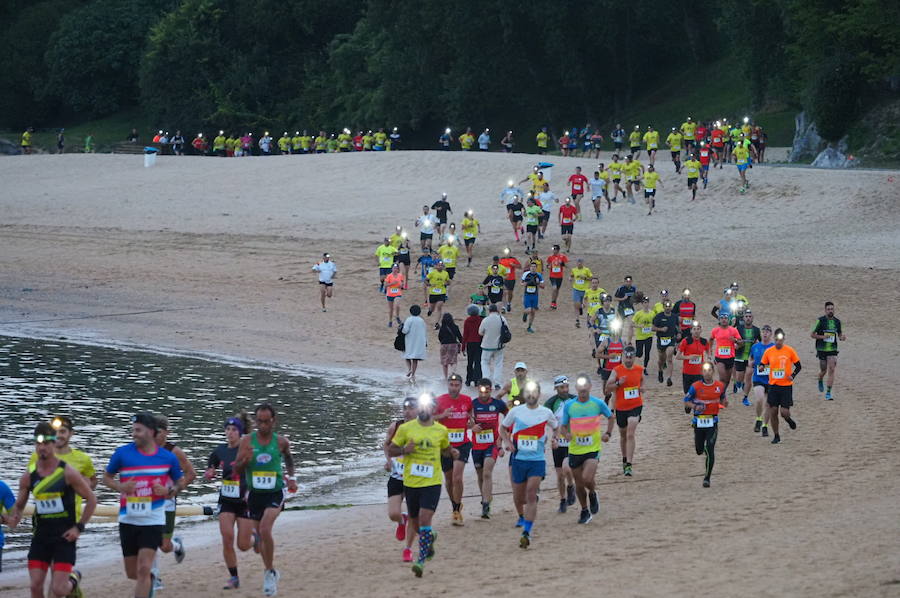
[{"xmin": 2, "ymin": 0, "xmax": 897, "ymax": 142}]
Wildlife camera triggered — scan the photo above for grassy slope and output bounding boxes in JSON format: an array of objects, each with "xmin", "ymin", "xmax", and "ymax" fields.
[{"xmin": 0, "ymin": 108, "xmax": 158, "ymax": 153}]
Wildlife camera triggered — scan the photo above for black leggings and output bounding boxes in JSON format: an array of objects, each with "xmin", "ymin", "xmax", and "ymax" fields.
[
  {"xmin": 694, "ymin": 424, "xmax": 718, "ymax": 479},
  {"xmin": 465, "ymin": 342, "xmax": 482, "ymax": 385},
  {"xmin": 635, "ymin": 338, "xmax": 652, "ymax": 368}
]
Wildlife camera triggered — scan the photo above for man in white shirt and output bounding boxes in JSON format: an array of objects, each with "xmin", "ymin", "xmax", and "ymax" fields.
[
  {"xmin": 537, "ymin": 183, "xmax": 557, "ymax": 239},
  {"xmin": 415, "ymin": 206, "xmax": 437, "ymax": 251},
  {"xmin": 312, "ymin": 253, "xmax": 337, "ymax": 312},
  {"xmin": 478, "ymin": 304, "xmax": 509, "ymax": 389},
  {"xmin": 478, "ymin": 129, "xmax": 491, "ymax": 151}
]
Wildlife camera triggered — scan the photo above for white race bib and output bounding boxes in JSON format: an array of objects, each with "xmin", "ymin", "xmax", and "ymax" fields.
[
  {"xmin": 517, "ymin": 436, "xmax": 538, "ymax": 451},
  {"xmin": 391, "ymin": 459, "xmax": 405, "ymax": 477},
  {"xmin": 717, "ymin": 346, "xmax": 732, "ymax": 357},
  {"xmin": 464, "ymin": 232, "xmax": 474, "ymax": 239},
  {"xmin": 624, "ymin": 387, "xmax": 639, "ymax": 400},
  {"xmin": 824, "ymin": 333, "xmax": 836, "ymax": 343},
  {"xmin": 689, "ymin": 355, "xmax": 703, "ymax": 365},
  {"xmin": 220, "ymin": 480, "xmax": 241, "ymax": 499},
  {"xmin": 551, "ymin": 267, "xmax": 561, "ymax": 273},
  {"xmin": 771, "ymin": 369, "xmax": 785, "ymax": 380},
  {"xmin": 252, "ymin": 472, "xmax": 277, "ymax": 490},
  {"xmin": 642, "ymin": 327, "xmax": 652, "ymax": 334},
  {"xmin": 557, "ymin": 437, "xmax": 569, "ymax": 447},
  {"xmin": 447, "ymin": 430, "xmax": 466, "ymax": 443},
  {"xmin": 126, "ymin": 496, "xmax": 151, "ymax": 515},
  {"xmin": 757, "ymin": 365, "xmax": 770, "ymax": 376},
  {"xmin": 475, "ymin": 430, "xmax": 494, "ymax": 444},
  {"xmin": 431, "ymin": 287, "xmax": 444, "ymax": 294},
  {"xmin": 34, "ymin": 493, "xmax": 64, "ymax": 515},
  {"xmin": 695, "ymin": 416, "xmax": 715, "ymax": 428},
  {"xmin": 682, "ymin": 317, "xmax": 693, "ymax": 326},
  {"xmin": 660, "ymin": 337, "xmax": 672, "ymax": 346},
  {"xmin": 575, "ymin": 435, "xmax": 593, "ymax": 446},
  {"xmin": 526, "ymin": 286, "xmax": 537, "ymax": 293},
  {"xmin": 409, "ymin": 463, "xmax": 434, "ymax": 478},
  {"xmin": 576, "ymin": 279, "xmax": 585, "ymax": 286},
  {"xmin": 623, "ymin": 308, "xmax": 634, "ymax": 316}
]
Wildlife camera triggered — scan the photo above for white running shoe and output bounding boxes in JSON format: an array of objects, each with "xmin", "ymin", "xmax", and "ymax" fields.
[{"xmin": 263, "ymin": 569, "xmax": 280, "ymax": 596}]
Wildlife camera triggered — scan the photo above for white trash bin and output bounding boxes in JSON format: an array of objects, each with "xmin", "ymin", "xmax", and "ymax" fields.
[
  {"xmin": 536, "ymin": 161, "xmax": 554, "ymax": 181},
  {"xmin": 144, "ymin": 147, "xmax": 159, "ymax": 168}
]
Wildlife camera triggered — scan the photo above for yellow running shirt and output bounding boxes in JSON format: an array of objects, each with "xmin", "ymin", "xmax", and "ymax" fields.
[
  {"xmin": 684, "ymin": 159, "xmax": 701, "ymax": 178},
  {"xmin": 461, "ymin": 218, "xmax": 479, "ymax": 240},
  {"xmin": 643, "ymin": 171, "xmax": 660, "ymax": 190},
  {"xmin": 571, "ymin": 267, "xmax": 593, "ymax": 291},
  {"xmin": 426, "ymin": 269, "xmax": 450, "ymax": 295},
  {"xmin": 437, "ymin": 245, "xmax": 459, "ymax": 268},
  {"xmin": 375, "ymin": 244, "xmax": 398, "ymax": 268},
  {"xmin": 633, "ymin": 310, "xmax": 655, "ymax": 341},
  {"xmin": 392, "ymin": 419, "xmax": 449, "ymax": 488}
]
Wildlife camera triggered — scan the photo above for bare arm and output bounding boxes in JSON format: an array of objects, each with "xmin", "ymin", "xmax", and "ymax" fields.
[
  {"xmin": 279, "ymin": 436, "xmax": 298, "ymax": 493},
  {"xmin": 173, "ymin": 447, "xmax": 196, "ymax": 486},
  {"xmin": 64, "ymin": 465, "xmax": 96, "ymax": 540},
  {"xmin": 5, "ymin": 471, "xmax": 31, "ymax": 528},
  {"xmin": 232, "ymin": 436, "xmax": 253, "ymax": 475}
]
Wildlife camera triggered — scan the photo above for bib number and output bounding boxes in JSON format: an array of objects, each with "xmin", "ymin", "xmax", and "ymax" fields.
[
  {"xmin": 35, "ymin": 493, "xmax": 64, "ymax": 515},
  {"xmin": 576, "ymin": 279, "xmax": 585, "ymax": 286},
  {"xmin": 126, "ymin": 496, "xmax": 151, "ymax": 515},
  {"xmin": 642, "ymin": 327, "xmax": 652, "ymax": 334},
  {"xmin": 757, "ymin": 365, "xmax": 770, "ymax": 376},
  {"xmin": 526, "ymin": 286, "xmax": 537, "ymax": 293},
  {"xmin": 448, "ymin": 430, "xmax": 466, "ymax": 443},
  {"xmin": 517, "ymin": 436, "xmax": 538, "ymax": 451},
  {"xmin": 689, "ymin": 355, "xmax": 702, "ymax": 365},
  {"xmin": 551, "ymin": 267, "xmax": 561, "ymax": 273},
  {"xmin": 574, "ymin": 435, "xmax": 594, "ymax": 447},
  {"xmin": 717, "ymin": 346, "xmax": 733, "ymax": 357},
  {"xmin": 660, "ymin": 337, "xmax": 672, "ymax": 346},
  {"xmin": 475, "ymin": 430, "xmax": 494, "ymax": 444},
  {"xmin": 252, "ymin": 472, "xmax": 277, "ymax": 490},
  {"xmin": 823, "ymin": 333, "xmax": 835, "ymax": 343},
  {"xmin": 432, "ymin": 287, "xmax": 444, "ymax": 294},
  {"xmin": 609, "ymin": 355, "xmax": 621, "ymax": 363},
  {"xmin": 624, "ymin": 387, "xmax": 639, "ymax": 400},
  {"xmin": 409, "ymin": 463, "xmax": 434, "ymax": 478},
  {"xmin": 682, "ymin": 317, "xmax": 692, "ymax": 326},
  {"xmin": 623, "ymin": 308, "xmax": 634, "ymax": 316},
  {"xmin": 557, "ymin": 437, "xmax": 569, "ymax": 447},
  {"xmin": 391, "ymin": 459, "xmax": 405, "ymax": 477},
  {"xmin": 464, "ymin": 232, "xmax": 474, "ymax": 239},
  {"xmin": 220, "ymin": 480, "xmax": 241, "ymax": 499},
  {"xmin": 771, "ymin": 369, "xmax": 785, "ymax": 380},
  {"xmin": 695, "ymin": 416, "xmax": 715, "ymax": 428}
]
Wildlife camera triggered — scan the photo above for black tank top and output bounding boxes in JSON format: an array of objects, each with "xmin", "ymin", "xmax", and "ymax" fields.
[{"xmin": 30, "ymin": 464, "xmax": 76, "ymax": 536}]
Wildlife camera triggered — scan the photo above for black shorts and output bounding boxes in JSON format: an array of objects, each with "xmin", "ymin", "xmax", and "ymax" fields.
[
  {"xmin": 218, "ymin": 500, "xmax": 250, "ymax": 518},
  {"xmin": 612, "ymin": 177, "xmax": 621, "ymax": 184},
  {"xmin": 644, "ymin": 189, "xmax": 656, "ymax": 197},
  {"xmin": 29, "ymin": 533, "xmax": 76, "ymax": 568},
  {"xmin": 599, "ymin": 368, "xmax": 611, "ymax": 381},
  {"xmin": 511, "ymin": 215, "xmax": 523, "ymax": 223},
  {"xmin": 504, "ymin": 279, "xmax": 516, "ymax": 291},
  {"xmin": 656, "ymin": 339, "xmax": 675, "ymax": 351},
  {"xmin": 464, "ymin": 237, "xmax": 476, "ymax": 246},
  {"xmin": 550, "ymin": 277, "xmax": 562, "ymax": 288},
  {"xmin": 671, "ymin": 151, "xmax": 680, "ymax": 159},
  {"xmin": 767, "ymin": 385, "xmax": 793, "ymax": 408},
  {"xmin": 629, "ymin": 147, "xmax": 640, "ymax": 154},
  {"xmin": 119, "ymin": 523, "xmax": 164, "ymax": 557},
  {"xmin": 687, "ymin": 178, "xmax": 698, "ymax": 187},
  {"xmin": 541, "ymin": 211, "xmax": 551, "ymax": 223},
  {"xmin": 526, "ymin": 224, "xmax": 539, "ymax": 234},
  {"xmin": 404, "ymin": 484, "xmax": 441, "ymax": 517},
  {"xmin": 752, "ymin": 381, "xmax": 769, "ymax": 392},
  {"xmin": 163, "ymin": 509, "xmax": 176, "ymax": 538},
  {"xmin": 817, "ymin": 351, "xmax": 838, "ymax": 360},
  {"xmin": 551, "ymin": 446, "xmax": 569, "ymax": 469},
  {"xmin": 396, "ymin": 254, "xmax": 411, "ymax": 265},
  {"xmin": 715, "ymin": 357, "xmax": 735, "ymax": 369},
  {"xmin": 561, "ymin": 224, "xmax": 574, "ymax": 235},
  {"xmin": 471, "ymin": 446, "xmax": 499, "ymax": 468},
  {"xmin": 247, "ymin": 490, "xmax": 285, "ymax": 521},
  {"xmin": 446, "ymin": 268, "xmax": 456, "ymax": 280},
  {"xmin": 441, "ymin": 442, "xmax": 472, "ymax": 471},
  {"xmin": 387, "ymin": 477, "xmax": 405, "ymax": 497},
  {"xmin": 616, "ymin": 405, "xmax": 643, "ymax": 428},
  {"xmin": 379, "ymin": 267, "xmax": 393, "ymax": 276},
  {"xmin": 420, "ymin": 232, "xmax": 433, "ymax": 241},
  {"xmin": 488, "ymin": 292, "xmax": 503, "ymax": 303},
  {"xmin": 734, "ymin": 360, "xmax": 748, "ymax": 372},
  {"xmin": 428, "ymin": 294, "xmax": 447, "ymax": 304},
  {"xmin": 682, "ymin": 373, "xmax": 702, "ymax": 393},
  {"xmin": 319, "ymin": 281, "xmax": 333, "ymax": 287},
  {"xmin": 568, "ymin": 451, "xmax": 599, "ymax": 470}
]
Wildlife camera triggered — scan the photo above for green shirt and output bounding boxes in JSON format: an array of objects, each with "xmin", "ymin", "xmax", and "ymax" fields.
[
  {"xmin": 247, "ymin": 432, "xmax": 283, "ymax": 492},
  {"xmin": 525, "ymin": 205, "xmax": 543, "ymax": 226}
]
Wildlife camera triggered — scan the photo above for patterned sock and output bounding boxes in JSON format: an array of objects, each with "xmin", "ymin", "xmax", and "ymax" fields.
[{"xmin": 417, "ymin": 527, "xmax": 433, "ymax": 564}]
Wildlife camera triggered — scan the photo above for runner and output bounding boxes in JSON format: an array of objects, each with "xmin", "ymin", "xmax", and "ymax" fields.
[
  {"xmin": 666, "ymin": 128, "xmax": 683, "ymax": 173},
  {"xmin": 382, "ymin": 398, "xmax": 418, "ymax": 562},
  {"xmin": 567, "ymin": 166, "xmax": 589, "ymax": 220},
  {"xmin": 595, "ymin": 315, "xmax": 623, "ymax": 401},
  {"xmin": 643, "ymin": 164, "xmax": 662, "ymax": 215},
  {"xmin": 103, "ymin": 412, "xmax": 186, "ymax": 598},
  {"xmin": 811, "ymin": 301, "xmax": 846, "ymax": 400},
  {"xmin": 415, "ymin": 249, "xmax": 436, "ymax": 302},
  {"xmin": 560, "ymin": 375, "xmax": 614, "ymax": 523},
  {"xmin": 8, "ymin": 422, "xmax": 96, "ymax": 598},
  {"xmin": 697, "ymin": 142, "xmax": 717, "ymax": 189},
  {"xmin": 544, "ymin": 376, "xmax": 576, "ymax": 512},
  {"xmin": 460, "ymin": 210, "xmax": 480, "ymax": 266},
  {"xmin": 470, "ymin": 379, "xmax": 508, "ymax": 519},
  {"xmin": 684, "ymin": 153, "xmax": 702, "ymax": 201},
  {"xmin": 622, "ymin": 154, "xmax": 644, "ymax": 204},
  {"xmin": 673, "ymin": 288, "xmax": 696, "ymax": 340},
  {"xmin": 523, "ymin": 197, "xmax": 542, "ymax": 255},
  {"xmin": 677, "ymin": 321, "xmax": 710, "ymax": 395},
  {"xmin": 760, "ymin": 330, "xmax": 802, "ymax": 444},
  {"xmin": 425, "ymin": 260, "xmax": 450, "ymax": 327},
  {"xmin": 545, "ymin": 245, "xmax": 568, "ymax": 310},
  {"xmin": 497, "ymin": 362, "xmax": 532, "ymax": 408},
  {"xmin": 385, "ymin": 263, "xmax": 405, "ymax": 328},
  {"xmin": 431, "ymin": 194, "xmax": 452, "ymax": 239},
  {"xmin": 0, "ymin": 477, "xmax": 13, "ymax": 573},
  {"xmin": 553, "ymin": 198, "xmax": 576, "ymax": 251},
  {"xmin": 642, "ymin": 126, "xmax": 659, "ymax": 166},
  {"xmin": 710, "ymin": 122, "xmax": 726, "ymax": 169},
  {"xmin": 582, "ymin": 278, "xmax": 607, "ymax": 325},
  {"xmin": 611, "ymin": 124, "xmax": 626, "ymax": 154},
  {"xmin": 500, "ymin": 381, "xmax": 558, "ymax": 547},
  {"xmin": 734, "ymin": 310, "xmax": 762, "ymax": 404},
  {"xmin": 234, "ymin": 404, "xmax": 297, "ymax": 596},
  {"xmin": 536, "ymin": 127, "xmax": 550, "ymax": 154},
  {"xmin": 632, "ymin": 296, "xmax": 655, "ymax": 375},
  {"xmin": 652, "ymin": 300, "xmax": 679, "ymax": 386},
  {"xmin": 499, "ymin": 250, "xmax": 522, "ymax": 313},
  {"xmin": 500, "ymin": 180, "xmax": 525, "ymax": 227},
  {"xmin": 711, "ymin": 288, "xmax": 736, "ymax": 324},
  {"xmin": 608, "ymin": 155, "xmax": 625, "ymax": 202},
  {"xmin": 204, "ymin": 412, "xmax": 254, "ymax": 589},
  {"xmin": 434, "ymin": 375, "xmax": 474, "ymax": 525},
  {"xmin": 437, "ymin": 237, "xmax": 460, "ymax": 281},
  {"xmin": 748, "ymin": 324, "xmax": 775, "ymax": 435},
  {"xmin": 570, "ymin": 258, "xmax": 592, "ymax": 328},
  {"xmin": 589, "ymin": 168, "xmax": 610, "ymax": 218},
  {"xmin": 605, "ymin": 346, "xmax": 644, "ymax": 476},
  {"xmin": 710, "ymin": 313, "xmax": 743, "ymax": 390},
  {"xmin": 680, "ymin": 117, "xmax": 697, "ymax": 155},
  {"xmin": 628, "ymin": 126, "xmax": 642, "ymax": 159},
  {"xmin": 389, "ymin": 394, "xmax": 457, "ymax": 577},
  {"xmin": 652, "ymin": 289, "xmax": 671, "ymax": 315},
  {"xmin": 483, "ymin": 264, "xmax": 506, "ymax": 307},
  {"xmin": 614, "ymin": 275, "xmax": 638, "ymax": 344},
  {"xmin": 415, "ymin": 205, "xmax": 436, "ymax": 251},
  {"xmin": 375, "ymin": 238, "xmax": 398, "ymax": 293},
  {"xmin": 683, "ymin": 363, "xmax": 727, "ymax": 487},
  {"xmin": 28, "ymin": 415, "xmax": 97, "ymax": 498},
  {"xmin": 508, "ymin": 194, "xmax": 525, "ymax": 243},
  {"xmin": 312, "ymin": 253, "xmax": 336, "ymax": 312},
  {"xmin": 537, "ymin": 182, "xmax": 556, "ymax": 239},
  {"xmin": 153, "ymin": 416, "xmax": 196, "ymax": 590},
  {"xmin": 520, "ymin": 262, "xmax": 544, "ymax": 333},
  {"xmin": 734, "ymin": 140, "xmax": 751, "ymax": 190}
]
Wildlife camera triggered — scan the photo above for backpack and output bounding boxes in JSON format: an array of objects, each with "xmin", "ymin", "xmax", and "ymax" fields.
[
  {"xmin": 499, "ymin": 317, "xmax": 512, "ymax": 347},
  {"xmin": 394, "ymin": 326, "xmax": 406, "ymax": 351}
]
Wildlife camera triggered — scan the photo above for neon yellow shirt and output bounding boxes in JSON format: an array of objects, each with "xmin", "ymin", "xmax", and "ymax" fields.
[
  {"xmin": 623, "ymin": 160, "xmax": 643, "ymax": 179},
  {"xmin": 392, "ymin": 419, "xmax": 449, "ymax": 488},
  {"xmin": 486, "ymin": 265, "xmax": 509, "ymax": 277},
  {"xmin": 598, "ymin": 170, "xmax": 610, "ymax": 182},
  {"xmin": 277, "ymin": 137, "xmax": 290, "ymax": 151},
  {"xmin": 291, "ymin": 135, "xmax": 302, "ymax": 150},
  {"xmin": 300, "ymin": 135, "xmax": 312, "ymax": 149},
  {"xmin": 571, "ymin": 267, "xmax": 593, "ymax": 291},
  {"xmin": 461, "ymin": 218, "xmax": 479, "ymax": 239},
  {"xmin": 314, "ymin": 135, "xmax": 326, "ymax": 148},
  {"xmin": 374, "ymin": 132, "xmax": 387, "ymax": 146},
  {"xmin": 583, "ymin": 288, "xmax": 607, "ymax": 312},
  {"xmin": 608, "ymin": 162, "xmax": 623, "ymax": 177},
  {"xmin": 22, "ymin": 131, "xmax": 32, "ymax": 146},
  {"xmin": 338, "ymin": 133, "xmax": 352, "ymax": 148},
  {"xmin": 681, "ymin": 122, "xmax": 697, "ymax": 138},
  {"xmin": 633, "ymin": 310, "xmax": 656, "ymax": 340},
  {"xmin": 362, "ymin": 134, "xmax": 373, "ymax": 149},
  {"xmin": 525, "ymin": 205, "xmax": 543, "ymax": 226},
  {"xmin": 734, "ymin": 146, "xmax": 750, "ymax": 165},
  {"xmin": 642, "ymin": 131, "xmax": 659, "ymax": 149},
  {"xmin": 628, "ymin": 131, "xmax": 642, "ymax": 146},
  {"xmin": 666, "ymin": 132, "xmax": 683, "ymax": 151},
  {"xmin": 459, "ymin": 133, "xmax": 475, "ymax": 149},
  {"xmin": 684, "ymin": 160, "xmax": 701, "ymax": 178},
  {"xmin": 437, "ymin": 244, "xmax": 459, "ymax": 268},
  {"xmin": 388, "ymin": 233, "xmax": 404, "ymax": 248},
  {"xmin": 213, "ymin": 135, "xmax": 227, "ymax": 150},
  {"xmin": 426, "ymin": 269, "xmax": 450, "ymax": 295},
  {"xmin": 536, "ymin": 132, "xmax": 549, "ymax": 148},
  {"xmin": 375, "ymin": 244, "xmax": 398, "ymax": 268},
  {"xmin": 643, "ymin": 171, "xmax": 660, "ymax": 190}
]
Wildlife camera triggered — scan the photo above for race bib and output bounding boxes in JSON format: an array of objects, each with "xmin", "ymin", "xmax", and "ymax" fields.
[
  {"xmin": 574, "ymin": 435, "xmax": 594, "ymax": 447},
  {"xmin": 824, "ymin": 333, "xmax": 836, "ymax": 343},
  {"xmin": 757, "ymin": 365, "xmax": 770, "ymax": 376},
  {"xmin": 126, "ymin": 496, "xmax": 151, "ymax": 515},
  {"xmin": 252, "ymin": 472, "xmax": 277, "ymax": 490},
  {"xmin": 513, "ymin": 210, "xmax": 522, "ymax": 216},
  {"xmin": 694, "ymin": 416, "xmax": 715, "ymax": 428},
  {"xmin": 448, "ymin": 429, "xmax": 466, "ymax": 443},
  {"xmin": 517, "ymin": 435, "xmax": 538, "ymax": 451},
  {"xmin": 660, "ymin": 337, "xmax": 672, "ymax": 346},
  {"xmin": 391, "ymin": 459, "xmax": 405, "ymax": 477},
  {"xmin": 409, "ymin": 462, "xmax": 434, "ymax": 478},
  {"xmin": 624, "ymin": 387, "xmax": 640, "ymax": 400},
  {"xmin": 475, "ymin": 430, "xmax": 494, "ymax": 444},
  {"xmin": 623, "ymin": 308, "xmax": 634, "ymax": 316},
  {"xmin": 771, "ymin": 369, "xmax": 785, "ymax": 380},
  {"xmin": 526, "ymin": 286, "xmax": 537, "ymax": 293},
  {"xmin": 717, "ymin": 346, "xmax": 733, "ymax": 357},
  {"xmin": 464, "ymin": 232, "xmax": 474, "ymax": 239},
  {"xmin": 220, "ymin": 480, "xmax": 241, "ymax": 498},
  {"xmin": 689, "ymin": 355, "xmax": 703, "ymax": 365},
  {"xmin": 431, "ymin": 287, "xmax": 444, "ymax": 294},
  {"xmin": 562, "ymin": 218, "xmax": 572, "ymax": 224},
  {"xmin": 642, "ymin": 327, "xmax": 652, "ymax": 334},
  {"xmin": 609, "ymin": 355, "xmax": 621, "ymax": 363},
  {"xmin": 576, "ymin": 279, "xmax": 585, "ymax": 286},
  {"xmin": 682, "ymin": 317, "xmax": 692, "ymax": 326},
  {"xmin": 557, "ymin": 437, "xmax": 569, "ymax": 447},
  {"xmin": 551, "ymin": 267, "xmax": 561, "ymax": 273},
  {"xmin": 34, "ymin": 492, "xmax": 64, "ymax": 515}
]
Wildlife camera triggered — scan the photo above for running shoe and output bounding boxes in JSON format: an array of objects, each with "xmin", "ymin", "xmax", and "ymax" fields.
[
  {"xmin": 825, "ymin": 391, "xmax": 833, "ymax": 400},
  {"xmin": 742, "ymin": 396, "xmax": 751, "ymax": 407},
  {"xmin": 786, "ymin": 418, "xmax": 797, "ymax": 430},
  {"xmin": 522, "ymin": 312, "xmax": 528, "ymax": 323},
  {"xmin": 558, "ymin": 499, "xmax": 567, "ymax": 513},
  {"xmin": 577, "ymin": 509, "xmax": 592, "ymax": 524},
  {"xmin": 412, "ymin": 563, "xmax": 424, "ymax": 577},
  {"xmin": 624, "ymin": 464, "xmax": 633, "ymax": 477},
  {"xmin": 223, "ymin": 576, "xmax": 240, "ymax": 590},
  {"xmin": 402, "ymin": 548, "xmax": 413, "ymax": 562},
  {"xmin": 388, "ymin": 321, "xmax": 393, "ymax": 327},
  {"xmin": 263, "ymin": 569, "xmax": 280, "ymax": 597},
  {"xmin": 520, "ymin": 531, "xmax": 531, "ymax": 549},
  {"xmin": 152, "ymin": 573, "xmax": 164, "ymax": 591},
  {"xmin": 666, "ymin": 378, "xmax": 673, "ymax": 387},
  {"xmin": 566, "ymin": 484, "xmax": 576, "ymax": 506},
  {"xmin": 761, "ymin": 425, "xmax": 769, "ymax": 437},
  {"xmin": 452, "ymin": 510, "xmax": 464, "ymax": 526},
  {"xmin": 527, "ymin": 327, "xmax": 534, "ymax": 333},
  {"xmin": 817, "ymin": 379, "xmax": 825, "ymax": 393},
  {"xmin": 396, "ymin": 513, "xmax": 407, "ymax": 541},
  {"xmin": 66, "ymin": 570, "xmax": 83, "ymax": 598},
  {"xmin": 732, "ymin": 382, "xmax": 739, "ymax": 394},
  {"xmin": 702, "ymin": 478, "xmax": 711, "ymax": 488},
  {"xmin": 658, "ymin": 371, "xmax": 664, "ymax": 383},
  {"xmin": 173, "ymin": 536, "xmax": 185, "ymax": 563},
  {"xmin": 754, "ymin": 419, "xmax": 762, "ymax": 433},
  {"xmin": 588, "ymin": 491, "xmax": 599, "ymax": 514},
  {"xmin": 149, "ymin": 571, "xmax": 158, "ymax": 598},
  {"xmin": 481, "ymin": 502, "xmax": 491, "ymax": 519},
  {"xmin": 550, "ymin": 302, "xmax": 557, "ymax": 309},
  {"xmin": 515, "ymin": 515, "xmax": 525, "ymax": 528},
  {"xmin": 771, "ymin": 435, "xmax": 781, "ymax": 444}
]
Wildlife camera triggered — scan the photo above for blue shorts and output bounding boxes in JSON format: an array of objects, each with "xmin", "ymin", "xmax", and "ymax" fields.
[
  {"xmin": 572, "ymin": 289, "xmax": 586, "ymax": 303},
  {"xmin": 737, "ymin": 164, "xmax": 748, "ymax": 172},
  {"xmin": 523, "ymin": 294, "xmax": 539, "ymax": 310},
  {"xmin": 511, "ymin": 457, "xmax": 546, "ymax": 484}
]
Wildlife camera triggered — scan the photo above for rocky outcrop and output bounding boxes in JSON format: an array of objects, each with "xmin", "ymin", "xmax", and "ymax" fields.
[
  {"xmin": 810, "ymin": 141, "xmax": 851, "ymax": 168},
  {"xmin": 789, "ymin": 111, "xmax": 826, "ymax": 163},
  {"xmin": 0, "ymin": 137, "xmax": 21, "ymax": 155}
]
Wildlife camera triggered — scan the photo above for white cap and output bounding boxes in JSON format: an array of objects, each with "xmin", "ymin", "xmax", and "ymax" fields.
[{"xmin": 514, "ymin": 362, "xmax": 527, "ymax": 370}]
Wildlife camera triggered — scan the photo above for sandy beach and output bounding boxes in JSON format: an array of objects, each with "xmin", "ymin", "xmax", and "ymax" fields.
[{"xmin": 1, "ymin": 152, "xmax": 899, "ymax": 597}]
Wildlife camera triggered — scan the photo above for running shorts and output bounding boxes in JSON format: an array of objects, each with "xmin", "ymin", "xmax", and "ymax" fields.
[
  {"xmin": 464, "ymin": 237, "xmax": 476, "ymax": 246},
  {"xmin": 523, "ymin": 294, "xmax": 539, "ymax": 310},
  {"xmin": 682, "ymin": 373, "xmax": 701, "ymax": 393},
  {"xmin": 119, "ymin": 523, "xmax": 164, "ymax": 558},
  {"xmin": 550, "ymin": 277, "xmax": 562, "ymax": 288},
  {"xmin": 428, "ymin": 294, "xmax": 447, "ymax": 304},
  {"xmin": 218, "ymin": 500, "xmax": 250, "ymax": 518},
  {"xmin": 380, "ymin": 267, "xmax": 393, "ymax": 276},
  {"xmin": 561, "ymin": 224, "xmax": 574, "ymax": 235},
  {"xmin": 734, "ymin": 359, "xmax": 748, "ymax": 372},
  {"xmin": 387, "ymin": 476, "xmax": 404, "ymax": 498},
  {"xmin": 766, "ymin": 385, "xmax": 793, "ymax": 408},
  {"xmin": 567, "ymin": 451, "xmax": 599, "ymax": 470},
  {"xmin": 28, "ymin": 534, "xmax": 76, "ymax": 571},
  {"xmin": 396, "ymin": 254, "xmax": 411, "ymax": 265},
  {"xmin": 471, "ymin": 446, "xmax": 500, "ymax": 468},
  {"xmin": 645, "ymin": 189, "xmax": 656, "ymax": 197},
  {"xmin": 404, "ymin": 484, "xmax": 440, "ymax": 517},
  {"xmin": 615, "ymin": 405, "xmax": 643, "ymax": 428},
  {"xmin": 504, "ymin": 279, "xmax": 516, "ymax": 291},
  {"xmin": 551, "ymin": 445, "xmax": 569, "ymax": 469},
  {"xmin": 247, "ymin": 490, "xmax": 285, "ymax": 521},
  {"xmin": 510, "ymin": 457, "xmax": 546, "ymax": 484},
  {"xmin": 526, "ymin": 224, "xmax": 539, "ymax": 234},
  {"xmin": 687, "ymin": 178, "xmax": 698, "ymax": 187},
  {"xmin": 441, "ymin": 442, "xmax": 472, "ymax": 472},
  {"xmin": 572, "ymin": 289, "xmax": 585, "ymax": 303},
  {"xmin": 163, "ymin": 509, "xmax": 176, "ymax": 539},
  {"xmin": 816, "ymin": 351, "xmax": 838, "ymax": 360},
  {"xmin": 715, "ymin": 357, "xmax": 735, "ymax": 369}
]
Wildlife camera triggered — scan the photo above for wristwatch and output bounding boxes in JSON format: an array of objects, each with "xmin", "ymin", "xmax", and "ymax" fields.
[{"xmin": 76, "ymin": 522, "xmax": 85, "ymax": 532}]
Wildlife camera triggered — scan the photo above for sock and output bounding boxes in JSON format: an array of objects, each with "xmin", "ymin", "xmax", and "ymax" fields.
[
  {"xmin": 452, "ymin": 501, "xmax": 460, "ymax": 512},
  {"xmin": 173, "ymin": 538, "xmax": 183, "ymax": 553},
  {"xmin": 827, "ymin": 386, "xmax": 832, "ymax": 392},
  {"xmin": 228, "ymin": 566, "xmax": 238, "ymax": 578},
  {"xmin": 417, "ymin": 526, "xmax": 433, "ymax": 564},
  {"xmin": 622, "ymin": 456, "xmax": 627, "ymax": 464},
  {"xmin": 523, "ymin": 520, "xmax": 533, "ymax": 533},
  {"xmin": 152, "ymin": 556, "xmax": 159, "ymax": 573},
  {"xmin": 756, "ymin": 416, "xmax": 763, "ymax": 422}
]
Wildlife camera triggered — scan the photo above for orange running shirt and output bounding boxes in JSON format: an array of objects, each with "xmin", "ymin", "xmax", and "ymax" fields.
[
  {"xmin": 613, "ymin": 364, "xmax": 644, "ymax": 410},
  {"xmin": 760, "ymin": 345, "xmax": 800, "ymax": 386}
]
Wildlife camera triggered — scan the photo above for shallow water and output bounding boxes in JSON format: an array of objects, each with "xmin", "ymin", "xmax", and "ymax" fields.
[{"xmin": 0, "ymin": 334, "xmax": 402, "ymax": 567}]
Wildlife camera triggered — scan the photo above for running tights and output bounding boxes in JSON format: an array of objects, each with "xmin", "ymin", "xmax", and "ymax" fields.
[
  {"xmin": 635, "ymin": 338, "xmax": 652, "ymax": 368},
  {"xmin": 694, "ymin": 425, "xmax": 718, "ymax": 479}
]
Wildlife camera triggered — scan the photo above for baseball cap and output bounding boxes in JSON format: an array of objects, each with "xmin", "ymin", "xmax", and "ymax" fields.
[
  {"xmin": 514, "ymin": 362, "xmax": 528, "ymax": 370},
  {"xmin": 553, "ymin": 375, "xmax": 568, "ymax": 387}
]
